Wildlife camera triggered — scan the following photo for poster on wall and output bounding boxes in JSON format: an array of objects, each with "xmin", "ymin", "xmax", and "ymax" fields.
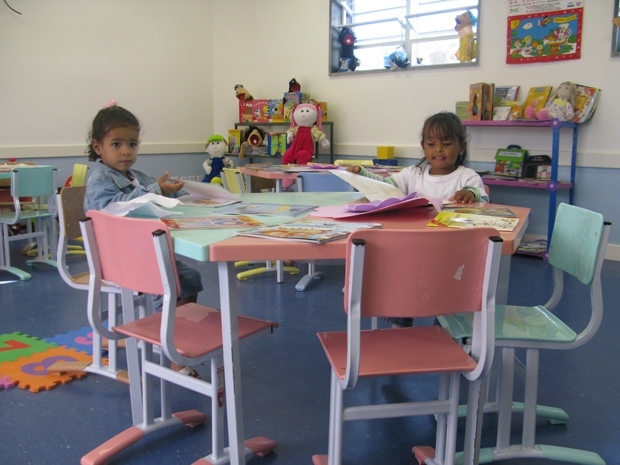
[{"xmin": 507, "ymin": 0, "xmax": 584, "ymax": 64}]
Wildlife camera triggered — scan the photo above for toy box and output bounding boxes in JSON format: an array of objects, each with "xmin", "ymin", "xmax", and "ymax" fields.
[
  {"xmin": 252, "ymin": 99, "xmax": 269, "ymax": 123},
  {"xmin": 376, "ymin": 146, "xmax": 394, "ymax": 160},
  {"xmin": 523, "ymin": 155, "xmax": 552, "ymax": 179},
  {"xmin": 493, "ymin": 147, "xmax": 528, "ymax": 178}
]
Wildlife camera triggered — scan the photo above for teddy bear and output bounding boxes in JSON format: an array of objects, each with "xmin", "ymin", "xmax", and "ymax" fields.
[
  {"xmin": 536, "ymin": 81, "xmax": 577, "ymax": 121},
  {"xmin": 455, "ymin": 10, "xmax": 477, "ymax": 62},
  {"xmin": 202, "ymin": 134, "xmax": 235, "ymax": 184},
  {"xmin": 282, "ymin": 103, "xmax": 329, "ymax": 165}
]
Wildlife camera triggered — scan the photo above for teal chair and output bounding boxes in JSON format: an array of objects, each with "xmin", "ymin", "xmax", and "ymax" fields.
[
  {"xmin": 0, "ymin": 166, "xmax": 58, "ymax": 280},
  {"xmin": 438, "ymin": 203, "xmax": 610, "ymax": 465}
]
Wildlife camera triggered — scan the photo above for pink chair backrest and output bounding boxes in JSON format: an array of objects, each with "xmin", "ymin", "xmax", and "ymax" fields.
[
  {"xmin": 345, "ymin": 227, "xmax": 499, "ymax": 319},
  {"xmin": 85, "ymin": 210, "xmax": 181, "ymax": 297}
]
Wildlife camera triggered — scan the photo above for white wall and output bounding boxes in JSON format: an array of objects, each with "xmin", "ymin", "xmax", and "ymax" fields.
[
  {"xmin": 0, "ymin": 0, "xmax": 213, "ymax": 158},
  {"xmin": 212, "ymin": 0, "xmax": 620, "ymax": 169}
]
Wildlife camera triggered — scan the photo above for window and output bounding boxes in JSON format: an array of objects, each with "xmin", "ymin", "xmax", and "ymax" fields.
[{"xmin": 330, "ymin": 0, "xmax": 480, "ymax": 74}]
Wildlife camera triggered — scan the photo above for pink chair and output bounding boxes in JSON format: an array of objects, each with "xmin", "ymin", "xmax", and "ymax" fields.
[
  {"xmin": 312, "ymin": 227, "xmax": 503, "ymax": 465},
  {"xmin": 79, "ymin": 210, "xmax": 278, "ymax": 465}
]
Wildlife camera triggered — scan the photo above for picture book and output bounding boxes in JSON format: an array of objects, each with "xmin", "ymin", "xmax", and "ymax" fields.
[
  {"xmin": 481, "ymin": 82, "xmax": 494, "ymax": 120},
  {"xmin": 235, "ymin": 220, "xmax": 382, "ymax": 244},
  {"xmin": 330, "ymin": 169, "xmax": 405, "ymax": 201},
  {"xmin": 572, "ymin": 84, "xmax": 601, "ymax": 123},
  {"xmin": 440, "ymin": 206, "xmax": 516, "ymax": 218},
  {"xmin": 521, "ymin": 86, "xmax": 552, "ymax": 119},
  {"xmin": 492, "ymin": 106, "xmax": 512, "ymax": 121},
  {"xmin": 428, "ymin": 211, "xmax": 519, "ymax": 231},
  {"xmin": 176, "ymin": 194, "xmax": 241, "ymax": 208},
  {"xmin": 493, "ymin": 85, "xmax": 519, "ymax": 106},
  {"xmin": 227, "ymin": 129, "xmax": 243, "ymax": 154},
  {"xmin": 468, "ymin": 82, "xmax": 483, "ymax": 121},
  {"xmin": 216, "ymin": 202, "xmax": 317, "ymax": 217},
  {"xmin": 161, "ymin": 215, "xmax": 262, "ymax": 230},
  {"xmin": 252, "ymin": 99, "xmax": 269, "ymax": 123},
  {"xmin": 268, "ymin": 99, "xmax": 284, "ymax": 122}
]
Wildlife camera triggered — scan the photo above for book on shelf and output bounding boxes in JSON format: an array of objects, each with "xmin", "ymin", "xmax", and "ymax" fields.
[
  {"xmin": 440, "ymin": 206, "xmax": 516, "ymax": 218},
  {"xmin": 493, "ymin": 85, "xmax": 519, "ymax": 106},
  {"xmin": 161, "ymin": 215, "xmax": 262, "ymax": 230},
  {"xmin": 572, "ymin": 84, "xmax": 601, "ymax": 123},
  {"xmin": 521, "ymin": 86, "xmax": 553, "ymax": 119},
  {"xmin": 492, "ymin": 106, "xmax": 512, "ymax": 121},
  {"xmin": 428, "ymin": 211, "xmax": 519, "ymax": 231},
  {"xmin": 235, "ymin": 219, "xmax": 382, "ymax": 244},
  {"xmin": 216, "ymin": 202, "xmax": 317, "ymax": 217},
  {"xmin": 468, "ymin": 82, "xmax": 494, "ymax": 121}
]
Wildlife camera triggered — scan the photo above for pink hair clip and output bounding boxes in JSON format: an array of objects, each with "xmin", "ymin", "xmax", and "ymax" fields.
[{"xmin": 103, "ymin": 99, "xmax": 117, "ymax": 108}]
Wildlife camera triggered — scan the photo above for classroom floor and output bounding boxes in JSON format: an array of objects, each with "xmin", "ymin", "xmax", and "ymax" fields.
[{"xmin": 1, "ymin": 240, "xmax": 619, "ymax": 465}]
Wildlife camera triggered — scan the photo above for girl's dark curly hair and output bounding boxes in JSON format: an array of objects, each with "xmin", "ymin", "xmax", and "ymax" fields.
[
  {"xmin": 86, "ymin": 105, "xmax": 140, "ymax": 161},
  {"xmin": 416, "ymin": 111, "xmax": 469, "ymax": 168}
]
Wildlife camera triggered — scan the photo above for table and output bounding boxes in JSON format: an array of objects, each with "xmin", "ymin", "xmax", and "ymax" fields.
[
  {"xmin": 167, "ymin": 192, "xmax": 530, "ymax": 465},
  {"xmin": 237, "ymin": 166, "xmax": 299, "ymax": 192}
]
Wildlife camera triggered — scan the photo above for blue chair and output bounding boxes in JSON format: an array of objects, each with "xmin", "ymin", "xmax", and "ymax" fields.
[
  {"xmin": 438, "ymin": 203, "xmax": 610, "ymax": 465},
  {"xmin": 0, "ymin": 166, "xmax": 58, "ymax": 280}
]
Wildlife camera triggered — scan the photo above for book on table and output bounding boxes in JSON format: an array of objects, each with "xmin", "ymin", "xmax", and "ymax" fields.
[
  {"xmin": 161, "ymin": 215, "xmax": 262, "ymax": 230},
  {"xmin": 440, "ymin": 206, "xmax": 516, "ymax": 218},
  {"xmin": 216, "ymin": 203, "xmax": 317, "ymax": 217},
  {"xmin": 428, "ymin": 211, "xmax": 519, "ymax": 231},
  {"xmin": 174, "ymin": 179, "xmax": 241, "ymax": 207},
  {"xmin": 235, "ymin": 219, "xmax": 382, "ymax": 244}
]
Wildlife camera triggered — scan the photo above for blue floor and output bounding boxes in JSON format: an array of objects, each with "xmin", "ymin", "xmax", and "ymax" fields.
[{"xmin": 1, "ymin": 241, "xmax": 619, "ymax": 465}]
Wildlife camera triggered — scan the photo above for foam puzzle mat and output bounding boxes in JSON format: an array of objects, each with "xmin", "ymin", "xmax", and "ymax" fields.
[{"xmin": 0, "ymin": 327, "xmax": 100, "ymax": 393}]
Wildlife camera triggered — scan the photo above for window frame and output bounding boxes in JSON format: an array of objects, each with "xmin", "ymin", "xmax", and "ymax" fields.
[
  {"xmin": 329, "ymin": 0, "xmax": 481, "ymax": 76},
  {"xmin": 613, "ymin": 0, "xmax": 620, "ymax": 57}
]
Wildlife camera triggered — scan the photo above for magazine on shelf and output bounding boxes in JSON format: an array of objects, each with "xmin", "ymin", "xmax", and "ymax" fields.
[
  {"xmin": 216, "ymin": 202, "xmax": 317, "ymax": 217},
  {"xmin": 428, "ymin": 211, "xmax": 519, "ymax": 231},
  {"xmin": 235, "ymin": 220, "xmax": 382, "ymax": 244},
  {"xmin": 161, "ymin": 215, "xmax": 262, "ymax": 230},
  {"xmin": 572, "ymin": 84, "xmax": 601, "ymax": 123}
]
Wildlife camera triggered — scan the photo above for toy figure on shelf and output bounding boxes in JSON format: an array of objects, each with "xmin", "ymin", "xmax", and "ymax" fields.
[
  {"xmin": 455, "ymin": 10, "xmax": 477, "ymax": 62},
  {"xmin": 338, "ymin": 27, "xmax": 360, "ymax": 72},
  {"xmin": 289, "ymin": 78, "xmax": 301, "ymax": 92},
  {"xmin": 536, "ymin": 81, "xmax": 576, "ymax": 121},
  {"xmin": 202, "ymin": 135, "xmax": 235, "ymax": 184},
  {"xmin": 384, "ymin": 47, "xmax": 410, "ymax": 70},
  {"xmin": 234, "ymin": 84, "xmax": 253, "ymax": 101},
  {"xmin": 282, "ymin": 103, "xmax": 329, "ymax": 165}
]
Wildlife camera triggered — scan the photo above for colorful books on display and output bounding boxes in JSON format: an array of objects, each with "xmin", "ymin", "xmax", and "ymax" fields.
[
  {"xmin": 235, "ymin": 220, "xmax": 382, "ymax": 244},
  {"xmin": 428, "ymin": 211, "xmax": 519, "ymax": 231},
  {"xmin": 161, "ymin": 215, "xmax": 262, "ymax": 230},
  {"xmin": 572, "ymin": 84, "xmax": 601, "ymax": 123},
  {"xmin": 522, "ymin": 86, "xmax": 552, "ymax": 118},
  {"xmin": 493, "ymin": 85, "xmax": 520, "ymax": 106}
]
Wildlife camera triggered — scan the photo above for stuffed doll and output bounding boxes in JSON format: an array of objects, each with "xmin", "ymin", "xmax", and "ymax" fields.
[
  {"xmin": 338, "ymin": 27, "xmax": 360, "ymax": 72},
  {"xmin": 537, "ymin": 81, "xmax": 577, "ymax": 121},
  {"xmin": 455, "ymin": 10, "xmax": 477, "ymax": 62},
  {"xmin": 282, "ymin": 103, "xmax": 330, "ymax": 165},
  {"xmin": 202, "ymin": 134, "xmax": 235, "ymax": 184},
  {"xmin": 384, "ymin": 47, "xmax": 410, "ymax": 70}
]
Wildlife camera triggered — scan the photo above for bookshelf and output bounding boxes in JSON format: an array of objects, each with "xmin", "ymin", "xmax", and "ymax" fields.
[{"xmin": 463, "ymin": 118, "xmax": 578, "ymax": 257}]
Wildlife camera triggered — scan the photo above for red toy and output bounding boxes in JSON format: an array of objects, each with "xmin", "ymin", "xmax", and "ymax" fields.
[{"xmin": 282, "ymin": 103, "xmax": 329, "ymax": 165}]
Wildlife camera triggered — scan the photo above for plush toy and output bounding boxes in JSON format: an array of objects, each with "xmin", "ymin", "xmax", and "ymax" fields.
[
  {"xmin": 202, "ymin": 135, "xmax": 235, "ymax": 184},
  {"xmin": 455, "ymin": 10, "xmax": 477, "ymax": 62},
  {"xmin": 384, "ymin": 47, "xmax": 410, "ymax": 70},
  {"xmin": 338, "ymin": 27, "xmax": 360, "ymax": 72},
  {"xmin": 282, "ymin": 103, "xmax": 329, "ymax": 165},
  {"xmin": 288, "ymin": 78, "xmax": 301, "ymax": 92},
  {"xmin": 537, "ymin": 81, "xmax": 577, "ymax": 121},
  {"xmin": 234, "ymin": 84, "xmax": 253, "ymax": 101}
]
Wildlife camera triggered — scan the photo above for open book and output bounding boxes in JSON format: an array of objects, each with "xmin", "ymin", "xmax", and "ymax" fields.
[
  {"xmin": 235, "ymin": 220, "xmax": 382, "ymax": 244},
  {"xmin": 174, "ymin": 179, "xmax": 241, "ymax": 207},
  {"xmin": 428, "ymin": 211, "xmax": 519, "ymax": 231}
]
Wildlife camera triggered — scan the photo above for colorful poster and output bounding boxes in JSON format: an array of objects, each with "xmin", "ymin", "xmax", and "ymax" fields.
[{"xmin": 507, "ymin": 0, "xmax": 583, "ymax": 64}]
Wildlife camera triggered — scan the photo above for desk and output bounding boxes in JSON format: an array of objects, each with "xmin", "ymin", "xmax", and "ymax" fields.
[
  {"xmin": 168, "ymin": 192, "xmax": 530, "ymax": 465},
  {"xmin": 237, "ymin": 166, "xmax": 299, "ymax": 192}
]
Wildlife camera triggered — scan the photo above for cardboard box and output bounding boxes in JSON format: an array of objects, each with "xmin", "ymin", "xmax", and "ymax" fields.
[
  {"xmin": 493, "ymin": 147, "xmax": 528, "ymax": 178},
  {"xmin": 376, "ymin": 146, "xmax": 394, "ymax": 160}
]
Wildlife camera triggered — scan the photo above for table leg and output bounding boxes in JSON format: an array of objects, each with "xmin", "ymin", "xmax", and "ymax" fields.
[{"xmin": 218, "ymin": 261, "xmax": 245, "ymax": 465}]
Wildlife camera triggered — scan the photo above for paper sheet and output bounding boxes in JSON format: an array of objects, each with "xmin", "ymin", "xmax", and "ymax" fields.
[
  {"xmin": 329, "ymin": 170, "xmax": 405, "ymax": 201},
  {"xmin": 175, "ymin": 179, "xmax": 240, "ymax": 201},
  {"xmin": 100, "ymin": 193, "xmax": 182, "ymax": 217}
]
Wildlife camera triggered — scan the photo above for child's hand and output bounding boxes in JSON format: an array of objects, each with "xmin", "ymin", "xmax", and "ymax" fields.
[
  {"xmin": 450, "ymin": 189, "xmax": 475, "ymax": 204},
  {"xmin": 158, "ymin": 172, "xmax": 184, "ymax": 196},
  {"xmin": 346, "ymin": 166, "xmax": 361, "ymax": 174}
]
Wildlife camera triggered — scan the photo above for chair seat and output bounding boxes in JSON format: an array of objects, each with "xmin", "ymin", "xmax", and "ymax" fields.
[
  {"xmin": 0, "ymin": 210, "xmax": 54, "ymax": 222},
  {"xmin": 438, "ymin": 304, "xmax": 577, "ymax": 343},
  {"xmin": 114, "ymin": 302, "xmax": 278, "ymax": 359},
  {"xmin": 318, "ymin": 325, "xmax": 477, "ymax": 379}
]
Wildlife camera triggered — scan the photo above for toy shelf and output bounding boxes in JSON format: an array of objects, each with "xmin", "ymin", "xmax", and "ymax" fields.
[
  {"xmin": 234, "ymin": 121, "xmax": 335, "ymax": 164},
  {"xmin": 464, "ymin": 118, "xmax": 578, "ymax": 257}
]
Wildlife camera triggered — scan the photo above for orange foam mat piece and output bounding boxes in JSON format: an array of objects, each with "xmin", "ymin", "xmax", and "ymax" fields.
[{"xmin": 0, "ymin": 346, "xmax": 90, "ymax": 392}]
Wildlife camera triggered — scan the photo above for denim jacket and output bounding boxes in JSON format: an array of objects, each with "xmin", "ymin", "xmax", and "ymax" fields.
[{"xmin": 84, "ymin": 161, "xmax": 185, "ymax": 212}]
